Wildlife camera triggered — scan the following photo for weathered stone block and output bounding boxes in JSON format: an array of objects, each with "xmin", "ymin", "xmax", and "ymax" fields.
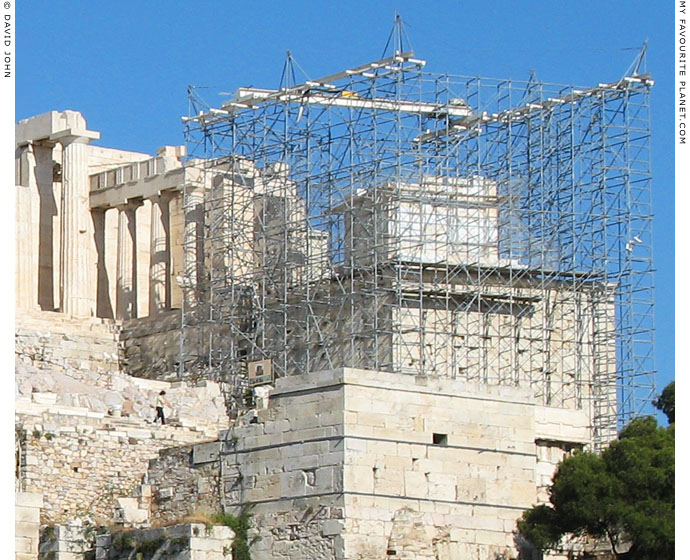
[
  {"xmin": 15, "ymin": 506, "xmax": 41, "ymax": 524},
  {"xmin": 193, "ymin": 441, "xmax": 221, "ymax": 465},
  {"xmin": 315, "ymin": 465, "xmax": 337, "ymax": 493},
  {"xmin": 280, "ymin": 470, "xmax": 306, "ymax": 496},
  {"xmin": 321, "ymin": 519, "xmax": 344, "ymax": 536},
  {"xmin": 121, "ymin": 508, "xmax": 149, "ymax": 523},
  {"xmin": 403, "ymin": 470, "xmax": 427, "ymax": 499},
  {"xmin": 16, "ymin": 492, "xmax": 43, "ymax": 508},
  {"xmin": 344, "ymin": 465, "xmax": 373, "ymax": 494},
  {"xmin": 14, "ymin": 536, "xmax": 34, "ymax": 554}
]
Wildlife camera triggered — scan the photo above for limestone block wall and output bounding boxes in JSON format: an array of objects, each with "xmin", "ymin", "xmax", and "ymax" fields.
[
  {"xmin": 219, "ymin": 374, "xmax": 347, "ymax": 560},
  {"xmin": 146, "ymin": 371, "xmax": 347, "ymax": 559},
  {"xmin": 335, "ymin": 368, "xmax": 535, "ymax": 559},
  {"xmin": 119, "ymin": 310, "xmax": 181, "ymax": 379},
  {"xmin": 172, "ymin": 368, "xmax": 591, "ymax": 560},
  {"xmin": 16, "ymin": 492, "xmax": 43, "ymax": 560}
]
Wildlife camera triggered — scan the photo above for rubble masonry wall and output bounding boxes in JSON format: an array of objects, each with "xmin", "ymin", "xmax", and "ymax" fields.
[{"xmin": 17, "ymin": 409, "xmax": 219, "ymax": 525}]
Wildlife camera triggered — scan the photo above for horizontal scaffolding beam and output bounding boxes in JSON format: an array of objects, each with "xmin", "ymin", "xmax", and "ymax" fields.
[
  {"xmin": 415, "ymin": 73, "xmax": 655, "ymax": 142},
  {"xmin": 223, "ymin": 87, "xmax": 473, "ymax": 118}
]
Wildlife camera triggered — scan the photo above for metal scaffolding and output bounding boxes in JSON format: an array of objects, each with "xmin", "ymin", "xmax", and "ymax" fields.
[{"xmin": 181, "ymin": 41, "xmax": 655, "ymax": 447}]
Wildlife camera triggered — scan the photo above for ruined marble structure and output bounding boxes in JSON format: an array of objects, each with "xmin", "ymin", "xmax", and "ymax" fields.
[
  {"xmin": 15, "ymin": 110, "xmax": 188, "ymax": 321},
  {"xmin": 15, "ymin": 45, "xmax": 654, "ymax": 560}
]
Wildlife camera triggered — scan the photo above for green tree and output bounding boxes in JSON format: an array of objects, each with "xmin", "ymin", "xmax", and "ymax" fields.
[
  {"xmin": 653, "ymin": 381, "xmax": 674, "ymax": 424},
  {"xmin": 517, "ymin": 383, "xmax": 675, "ymax": 559}
]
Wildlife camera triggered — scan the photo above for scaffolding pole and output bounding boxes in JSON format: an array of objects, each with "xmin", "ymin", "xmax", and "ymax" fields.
[{"xmin": 181, "ymin": 48, "xmax": 655, "ymax": 447}]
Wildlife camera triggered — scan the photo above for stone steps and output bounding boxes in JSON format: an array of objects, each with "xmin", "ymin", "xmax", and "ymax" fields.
[
  {"xmin": 16, "ymin": 398, "xmax": 223, "ymax": 442},
  {"xmin": 16, "ymin": 311, "xmax": 122, "ymax": 372},
  {"xmin": 16, "ymin": 309, "xmax": 121, "ymax": 336}
]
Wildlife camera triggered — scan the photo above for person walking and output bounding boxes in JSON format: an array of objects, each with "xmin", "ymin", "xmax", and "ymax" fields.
[{"xmin": 154, "ymin": 390, "xmax": 171, "ymax": 425}]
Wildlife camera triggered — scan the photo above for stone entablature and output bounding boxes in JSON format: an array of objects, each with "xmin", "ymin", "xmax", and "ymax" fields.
[
  {"xmin": 16, "ymin": 110, "xmax": 101, "ymax": 317},
  {"xmin": 88, "ymin": 145, "xmax": 188, "ymax": 210},
  {"xmin": 89, "ymin": 149, "xmax": 181, "ymax": 193}
]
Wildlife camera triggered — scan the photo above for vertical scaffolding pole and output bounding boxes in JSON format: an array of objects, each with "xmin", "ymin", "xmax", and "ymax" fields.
[{"xmin": 181, "ymin": 49, "xmax": 655, "ymax": 446}]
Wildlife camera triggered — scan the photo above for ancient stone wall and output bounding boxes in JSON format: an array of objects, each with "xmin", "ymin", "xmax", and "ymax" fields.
[
  {"xmin": 16, "ymin": 359, "xmax": 227, "ymax": 527},
  {"xmin": 95, "ymin": 523, "xmax": 234, "ymax": 560},
  {"xmin": 146, "ymin": 440, "xmax": 347, "ymax": 559},
  {"xmin": 147, "ymin": 444, "xmax": 222, "ymax": 524},
  {"xmin": 336, "ymin": 368, "xmax": 535, "ymax": 559},
  {"xmin": 16, "ymin": 492, "xmax": 42, "ymax": 560},
  {"xmin": 219, "ymin": 373, "xmax": 346, "ymax": 560},
  {"xmin": 119, "ymin": 310, "xmax": 181, "ymax": 379},
  {"xmin": 145, "ymin": 372, "xmax": 347, "ymax": 559},
  {"xmin": 17, "ymin": 407, "xmax": 221, "ymax": 525},
  {"xmin": 38, "ymin": 523, "xmax": 234, "ymax": 560},
  {"xmin": 15, "ymin": 310, "xmax": 120, "ymax": 374},
  {"xmin": 140, "ymin": 368, "xmax": 592, "ymax": 559}
]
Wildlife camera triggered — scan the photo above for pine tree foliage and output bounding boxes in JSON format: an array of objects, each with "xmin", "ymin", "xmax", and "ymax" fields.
[{"xmin": 517, "ymin": 383, "xmax": 675, "ymax": 559}]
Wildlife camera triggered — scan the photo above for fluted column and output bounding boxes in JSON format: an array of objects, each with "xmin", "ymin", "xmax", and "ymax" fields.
[
  {"xmin": 135, "ymin": 200, "xmax": 151, "ymax": 318},
  {"xmin": 93, "ymin": 208, "xmax": 114, "ymax": 319},
  {"xmin": 35, "ymin": 144, "xmax": 60, "ymax": 311},
  {"xmin": 182, "ymin": 187, "xmax": 205, "ymax": 308},
  {"xmin": 116, "ymin": 201, "xmax": 141, "ymax": 320},
  {"xmin": 15, "ymin": 144, "xmax": 39, "ymax": 310},
  {"xmin": 169, "ymin": 192, "xmax": 185, "ymax": 309},
  {"xmin": 149, "ymin": 192, "xmax": 173, "ymax": 315},
  {"xmin": 60, "ymin": 136, "xmax": 95, "ymax": 317}
]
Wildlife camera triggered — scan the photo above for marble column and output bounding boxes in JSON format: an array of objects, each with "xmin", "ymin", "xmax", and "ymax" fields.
[
  {"xmin": 169, "ymin": 192, "xmax": 185, "ymax": 309},
  {"xmin": 35, "ymin": 143, "xmax": 60, "ymax": 311},
  {"xmin": 15, "ymin": 144, "xmax": 38, "ymax": 310},
  {"xmin": 116, "ymin": 201, "xmax": 141, "ymax": 320},
  {"xmin": 93, "ymin": 208, "xmax": 113, "ymax": 319},
  {"xmin": 59, "ymin": 136, "xmax": 95, "ymax": 317},
  {"xmin": 179, "ymin": 187, "xmax": 206, "ymax": 310},
  {"xmin": 135, "ymin": 199, "xmax": 151, "ymax": 318},
  {"xmin": 104, "ymin": 208, "xmax": 119, "ymax": 317},
  {"xmin": 149, "ymin": 192, "xmax": 173, "ymax": 315}
]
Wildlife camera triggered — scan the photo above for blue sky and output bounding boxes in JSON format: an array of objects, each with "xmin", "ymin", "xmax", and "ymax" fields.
[{"xmin": 16, "ymin": 1, "xmax": 675, "ymax": 399}]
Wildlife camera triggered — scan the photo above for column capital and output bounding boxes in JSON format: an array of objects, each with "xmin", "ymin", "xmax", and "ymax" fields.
[
  {"xmin": 151, "ymin": 189, "xmax": 177, "ymax": 203},
  {"xmin": 116, "ymin": 198, "xmax": 145, "ymax": 211}
]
